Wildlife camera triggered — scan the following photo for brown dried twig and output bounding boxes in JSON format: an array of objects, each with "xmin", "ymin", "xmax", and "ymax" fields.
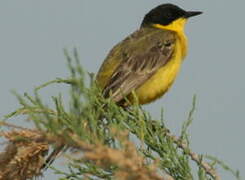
[
  {"xmin": 0, "ymin": 123, "xmax": 172, "ymax": 180},
  {"xmin": 83, "ymin": 141, "xmax": 169, "ymax": 180},
  {"xmin": 0, "ymin": 130, "xmax": 49, "ymax": 180}
]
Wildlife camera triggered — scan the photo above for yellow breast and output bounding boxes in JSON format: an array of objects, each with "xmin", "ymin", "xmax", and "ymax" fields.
[
  {"xmin": 133, "ymin": 37, "xmax": 185, "ymax": 104},
  {"xmin": 127, "ymin": 18, "xmax": 188, "ymax": 104}
]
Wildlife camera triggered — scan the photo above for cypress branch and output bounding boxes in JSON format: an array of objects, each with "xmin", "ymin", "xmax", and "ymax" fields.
[{"xmin": 0, "ymin": 49, "xmax": 240, "ymax": 180}]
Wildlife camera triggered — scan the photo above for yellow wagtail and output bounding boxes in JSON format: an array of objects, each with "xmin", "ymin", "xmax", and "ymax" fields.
[{"xmin": 96, "ymin": 4, "xmax": 202, "ymax": 106}]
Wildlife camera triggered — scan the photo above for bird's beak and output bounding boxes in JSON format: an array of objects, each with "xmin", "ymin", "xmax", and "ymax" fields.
[{"xmin": 185, "ymin": 11, "xmax": 203, "ymax": 18}]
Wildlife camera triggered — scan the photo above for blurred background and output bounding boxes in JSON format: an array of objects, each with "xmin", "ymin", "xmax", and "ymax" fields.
[{"xmin": 0, "ymin": 1, "xmax": 244, "ymax": 179}]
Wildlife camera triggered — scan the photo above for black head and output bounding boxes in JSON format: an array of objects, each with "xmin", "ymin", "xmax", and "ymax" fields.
[{"xmin": 141, "ymin": 4, "xmax": 202, "ymax": 27}]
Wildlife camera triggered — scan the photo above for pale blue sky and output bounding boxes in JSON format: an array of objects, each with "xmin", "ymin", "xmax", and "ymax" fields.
[{"xmin": 0, "ymin": 1, "xmax": 244, "ymax": 179}]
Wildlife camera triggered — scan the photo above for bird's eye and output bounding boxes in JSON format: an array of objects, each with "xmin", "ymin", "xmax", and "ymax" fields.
[{"xmin": 165, "ymin": 12, "xmax": 172, "ymax": 18}]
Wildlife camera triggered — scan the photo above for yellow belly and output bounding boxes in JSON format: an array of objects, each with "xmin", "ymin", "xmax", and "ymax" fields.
[{"xmin": 131, "ymin": 40, "xmax": 183, "ymax": 104}]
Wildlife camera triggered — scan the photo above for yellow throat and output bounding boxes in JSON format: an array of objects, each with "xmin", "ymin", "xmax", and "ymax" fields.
[{"xmin": 153, "ymin": 18, "xmax": 188, "ymax": 58}]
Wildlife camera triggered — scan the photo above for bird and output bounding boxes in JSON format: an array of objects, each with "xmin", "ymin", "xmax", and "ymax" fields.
[
  {"xmin": 96, "ymin": 3, "xmax": 202, "ymax": 107},
  {"xmin": 43, "ymin": 3, "xmax": 202, "ymax": 171}
]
